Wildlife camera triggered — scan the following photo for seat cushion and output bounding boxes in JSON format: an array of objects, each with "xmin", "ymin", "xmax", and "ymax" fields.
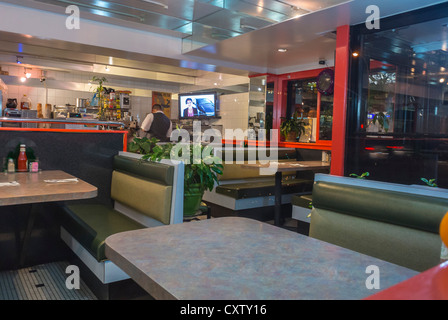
[
  {"xmin": 61, "ymin": 204, "xmax": 145, "ymax": 262},
  {"xmin": 216, "ymin": 179, "xmax": 313, "ymax": 199},
  {"xmin": 291, "ymin": 194, "xmax": 313, "ymax": 208}
]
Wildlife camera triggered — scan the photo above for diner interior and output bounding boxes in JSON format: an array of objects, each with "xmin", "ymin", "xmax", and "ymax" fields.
[{"xmin": 0, "ymin": 0, "xmax": 448, "ymax": 301}]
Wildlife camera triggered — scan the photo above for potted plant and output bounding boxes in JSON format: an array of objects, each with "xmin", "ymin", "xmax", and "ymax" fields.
[
  {"xmin": 372, "ymin": 112, "xmax": 389, "ymax": 133},
  {"xmin": 280, "ymin": 111, "xmax": 309, "ymax": 142},
  {"xmin": 129, "ymin": 137, "xmax": 223, "ymax": 217},
  {"xmin": 91, "ymin": 76, "xmax": 108, "ymax": 120}
]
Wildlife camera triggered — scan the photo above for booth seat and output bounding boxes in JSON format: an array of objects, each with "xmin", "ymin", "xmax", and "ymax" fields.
[
  {"xmin": 291, "ymin": 193, "xmax": 313, "ymax": 225},
  {"xmin": 59, "ymin": 152, "xmax": 184, "ymax": 298},
  {"xmin": 308, "ymin": 174, "xmax": 448, "ymax": 272},
  {"xmin": 203, "ymin": 148, "xmax": 327, "ymax": 220}
]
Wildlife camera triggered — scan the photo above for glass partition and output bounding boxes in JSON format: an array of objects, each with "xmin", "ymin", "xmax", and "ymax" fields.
[
  {"xmin": 347, "ymin": 12, "xmax": 448, "ymax": 187},
  {"xmin": 248, "ymin": 75, "xmax": 267, "ymax": 141}
]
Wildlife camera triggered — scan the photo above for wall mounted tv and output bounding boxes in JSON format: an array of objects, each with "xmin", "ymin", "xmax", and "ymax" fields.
[{"xmin": 178, "ymin": 92, "xmax": 218, "ymax": 119}]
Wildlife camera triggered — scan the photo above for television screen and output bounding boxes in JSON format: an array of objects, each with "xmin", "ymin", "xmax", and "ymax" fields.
[{"xmin": 179, "ymin": 92, "xmax": 217, "ymax": 119}]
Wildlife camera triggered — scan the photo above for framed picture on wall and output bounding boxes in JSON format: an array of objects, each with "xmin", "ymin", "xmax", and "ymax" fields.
[{"xmin": 152, "ymin": 91, "xmax": 172, "ymax": 118}]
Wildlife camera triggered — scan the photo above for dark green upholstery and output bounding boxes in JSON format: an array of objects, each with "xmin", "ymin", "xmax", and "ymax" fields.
[
  {"xmin": 309, "ymin": 180, "xmax": 448, "ymax": 272},
  {"xmin": 291, "ymin": 194, "xmax": 313, "ymax": 208},
  {"xmin": 61, "ymin": 204, "xmax": 144, "ymax": 261},
  {"xmin": 216, "ymin": 178, "xmax": 313, "ymax": 199},
  {"xmin": 113, "ymin": 155, "xmax": 174, "ymax": 186},
  {"xmin": 61, "ymin": 155, "xmax": 175, "ymax": 262},
  {"xmin": 312, "ymin": 182, "xmax": 447, "ymax": 233}
]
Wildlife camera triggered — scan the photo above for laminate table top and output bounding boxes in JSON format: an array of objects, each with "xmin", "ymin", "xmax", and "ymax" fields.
[
  {"xmin": 241, "ymin": 160, "xmax": 330, "ymax": 226},
  {"xmin": 105, "ymin": 217, "xmax": 418, "ymax": 300},
  {"xmin": 241, "ymin": 160, "xmax": 330, "ymax": 172},
  {"xmin": 0, "ymin": 170, "xmax": 98, "ymax": 206}
]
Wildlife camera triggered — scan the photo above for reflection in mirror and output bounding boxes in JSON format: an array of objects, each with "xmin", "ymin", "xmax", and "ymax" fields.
[{"xmin": 248, "ymin": 75, "xmax": 267, "ymax": 141}]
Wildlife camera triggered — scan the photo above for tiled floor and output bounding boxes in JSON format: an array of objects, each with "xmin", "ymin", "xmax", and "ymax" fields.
[
  {"xmin": 0, "ymin": 216, "xmax": 302, "ymax": 300},
  {"xmin": 0, "ymin": 261, "xmax": 97, "ymax": 300}
]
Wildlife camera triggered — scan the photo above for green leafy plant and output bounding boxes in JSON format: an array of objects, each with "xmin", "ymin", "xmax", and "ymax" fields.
[
  {"xmin": 307, "ymin": 201, "xmax": 313, "ymax": 218},
  {"xmin": 349, "ymin": 172, "xmax": 370, "ymax": 179},
  {"xmin": 131, "ymin": 137, "xmax": 223, "ymax": 193},
  {"xmin": 421, "ymin": 178, "xmax": 437, "ymax": 188},
  {"xmin": 128, "ymin": 136, "xmax": 158, "ymax": 155},
  {"xmin": 280, "ymin": 111, "xmax": 309, "ymax": 141}
]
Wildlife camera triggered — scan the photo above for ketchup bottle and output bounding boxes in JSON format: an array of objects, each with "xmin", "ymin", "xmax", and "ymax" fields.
[{"xmin": 17, "ymin": 144, "xmax": 28, "ymax": 172}]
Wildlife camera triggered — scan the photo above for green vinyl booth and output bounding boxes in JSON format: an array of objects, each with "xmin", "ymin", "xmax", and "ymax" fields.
[
  {"xmin": 60, "ymin": 153, "xmax": 184, "ymax": 299},
  {"xmin": 309, "ymin": 174, "xmax": 448, "ymax": 272}
]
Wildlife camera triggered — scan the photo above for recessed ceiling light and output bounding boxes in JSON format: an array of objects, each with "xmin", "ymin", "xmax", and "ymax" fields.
[
  {"xmin": 352, "ymin": 52, "xmax": 359, "ymax": 57},
  {"xmin": 278, "ymin": 48, "xmax": 287, "ymax": 53}
]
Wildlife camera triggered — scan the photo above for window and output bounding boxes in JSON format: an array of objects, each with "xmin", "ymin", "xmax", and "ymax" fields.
[
  {"xmin": 347, "ymin": 9, "xmax": 448, "ymax": 186},
  {"xmin": 285, "ymin": 77, "xmax": 333, "ymax": 143}
]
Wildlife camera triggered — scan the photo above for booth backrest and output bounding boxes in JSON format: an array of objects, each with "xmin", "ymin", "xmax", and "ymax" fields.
[
  {"xmin": 217, "ymin": 149, "xmax": 297, "ymax": 181},
  {"xmin": 309, "ymin": 174, "xmax": 448, "ymax": 272},
  {"xmin": 110, "ymin": 155, "xmax": 174, "ymax": 225}
]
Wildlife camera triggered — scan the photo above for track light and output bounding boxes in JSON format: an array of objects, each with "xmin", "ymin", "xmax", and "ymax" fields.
[
  {"xmin": 25, "ymin": 68, "xmax": 32, "ymax": 78},
  {"xmin": 16, "ymin": 56, "xmax": 23, "ymax": 64},
  {"xmin": 141, "ymin": 0, "xmax": 168, "ymax": 9}
]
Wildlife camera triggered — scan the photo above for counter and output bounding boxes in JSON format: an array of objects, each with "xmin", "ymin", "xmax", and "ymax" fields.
[{"xmin": 0, "ymin": 117, "xmax": 125, "ymax": 130}]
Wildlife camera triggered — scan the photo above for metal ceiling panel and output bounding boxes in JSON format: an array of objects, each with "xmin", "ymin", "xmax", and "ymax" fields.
[
  {"xmin": 27, "ymin": 0, "xmax": 319, "ymax": 47},
  {"xmin": 34, "ymin": 0, "xmax": 192, "ymax": 30},
  {"xmin": 195, "ymin": 7, "xmax": 272, "ymax": 33}
]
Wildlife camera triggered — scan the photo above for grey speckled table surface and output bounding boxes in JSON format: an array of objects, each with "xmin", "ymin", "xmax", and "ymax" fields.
[
  {"xmin": 105, "ymin": 217, "xmax": 418, "ymax": 300},
  {"xmin": 0, "ymin": 170, "xmax": 97, "ymax": 206}
]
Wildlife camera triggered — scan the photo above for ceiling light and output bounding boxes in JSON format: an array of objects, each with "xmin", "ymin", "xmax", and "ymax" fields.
[
  {"xmin": 16, "ymin": 56, "xmax": 23, "ymax": 64},
  {"xmin": 278, "ymin": 48, "xmax": 287, "ymax": 53},
  {"xmin": 352, "ymin": 51, "xmax": 359, "ymax": 57},
  {"xmin": 25, "ymin": 68, "xmax": 32, "ymax": 78},
  {"xmin": 240, "ymin": 24, "xmax": 258, "ymax": 31},
  {"xmin": 20, "ymin": 77, "xmax": 27, "ymax": 83},
  {"xmin": 440, "ymin": 78, "xmax": 446, "ymax": 83},
  {"xmin": 141, "ymin": 0, "xmax": 168, "ymax": 9},
  {"xmin": 105, "ymin": 65, "xmax": 110, "ymax": 72}
]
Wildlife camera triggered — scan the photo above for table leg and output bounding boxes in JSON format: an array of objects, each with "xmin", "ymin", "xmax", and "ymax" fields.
[
  {"xmin": 274, "ymin": 171, "xmax": 282, "ymax": 227},
  {"xmin": 19, "ymin": 204, "xmax": 39, "ymax": 267}
]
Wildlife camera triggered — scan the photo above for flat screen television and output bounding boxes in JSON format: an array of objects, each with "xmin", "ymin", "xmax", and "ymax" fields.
[{"xmin": 178, "ymin": 92, "xmax": 217, "ymax": 119}]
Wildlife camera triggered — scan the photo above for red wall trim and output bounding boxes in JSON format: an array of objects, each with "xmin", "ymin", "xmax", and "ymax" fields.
[{"xmin": 330, "ymin": 25, "xmax": 350, "ymax": 176}]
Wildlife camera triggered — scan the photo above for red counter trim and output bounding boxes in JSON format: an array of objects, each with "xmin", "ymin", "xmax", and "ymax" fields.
[{"xmin": 221, "ymin": 139, "xmax": 331, "ymax": 150}]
